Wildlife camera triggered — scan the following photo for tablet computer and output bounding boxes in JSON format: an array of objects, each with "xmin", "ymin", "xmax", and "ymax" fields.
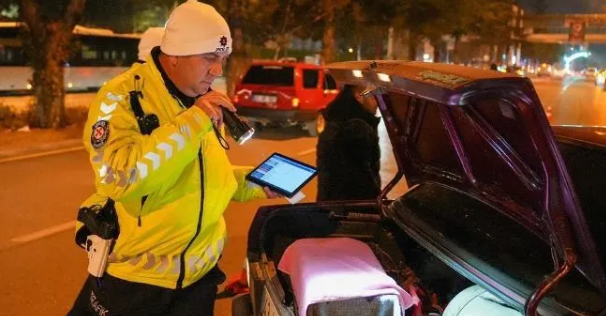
[{"xmin": 246, "ymin": 153, "xmax": 318, "ymax": 198}]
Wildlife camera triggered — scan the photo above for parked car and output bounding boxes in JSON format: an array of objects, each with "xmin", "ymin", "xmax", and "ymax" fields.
[
  {"xmin": 537, "ymin": 63, "xmax": 552, "ymax": 77},
  {"xmin": 234, "ymin": 61, "xmax": 606, "ymax": 316},
  {"xmin": 595, "ymin": 69, "xmax": 606, "ymax": 87},
  {"xmin": 232, "ymin": 60, "xmax": 339, "ymax": 136},
  {"xmin": 507, "ymin": 65, "xmax": 525, "ymax": 76},
  {"xmin": 585, "ymin": 67, "xmax": 599, "ymax": 81},
  {"xmin": 552, "ymin": 65, "xmax": 567, "ymax": 79}
]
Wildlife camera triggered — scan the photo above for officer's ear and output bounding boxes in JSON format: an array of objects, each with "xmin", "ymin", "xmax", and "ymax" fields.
[{"xmin": 168, "ymin": 55, "xmax": 180, "ymax": 67}]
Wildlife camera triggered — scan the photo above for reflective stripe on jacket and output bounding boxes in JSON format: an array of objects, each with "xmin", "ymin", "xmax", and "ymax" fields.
[{"xmin": 78, "ymin": 55, "xmax": 266, "ymax": 289}]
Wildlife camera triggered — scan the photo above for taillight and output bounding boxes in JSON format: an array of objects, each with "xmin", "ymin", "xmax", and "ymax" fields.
[{"xmin": 292, "ymin": 97, "xmax": 300, "ymax": 108}]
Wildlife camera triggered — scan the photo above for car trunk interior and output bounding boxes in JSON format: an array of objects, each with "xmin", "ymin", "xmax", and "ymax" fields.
[
  {"xmin": 556, "ymin": 136, "xmax": 606, "ymax": 273},
  {"xmin": 247, "ymin": 201, "xmax": 472, "ymax": 316},
  {"xmin": 248, "ymin": 190, "xmax": 606, "ymax": 316}
]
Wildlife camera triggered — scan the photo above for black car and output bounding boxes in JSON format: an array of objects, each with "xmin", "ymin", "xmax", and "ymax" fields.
[{"xmin": 234, "ymin": 61, "xmax": 606, "ymax": 316}]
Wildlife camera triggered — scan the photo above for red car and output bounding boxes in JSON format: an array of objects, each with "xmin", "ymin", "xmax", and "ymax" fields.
[{"xmin": 232, "ymin": 60, "xmax": 339, "ymax": 136}]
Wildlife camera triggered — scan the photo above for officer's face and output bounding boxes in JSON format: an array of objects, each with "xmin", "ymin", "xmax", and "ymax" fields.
[{"xmin": 169, "ymin": 51, "xmax": 229, "ymax": 97}]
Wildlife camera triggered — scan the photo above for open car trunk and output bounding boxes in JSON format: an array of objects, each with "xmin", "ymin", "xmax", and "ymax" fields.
[
  {"xmin": 246, "ymin": 201, "xmax": 469, "ymax": 316},
  {"xmin": 242, "ymin": 61, "xmax": 606, "ymax": 316},
  {"xmin": 245, "ymin": 200, "xmax": 605, "ymax": 316}
]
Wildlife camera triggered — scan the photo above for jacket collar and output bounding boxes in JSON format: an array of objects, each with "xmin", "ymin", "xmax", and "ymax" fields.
[{"xmin": 149, "ymin": 47, "xmax": 196, "ymax": 108}]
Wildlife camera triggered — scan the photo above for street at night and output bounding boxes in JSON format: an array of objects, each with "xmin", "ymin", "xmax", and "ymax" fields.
[
  {"xmin": 1, "ymin": 0, "xmax": 606, "ymax": 315},
  {"xmin": 534, "ymin": 77, "xmax": 606, "ymax": 126},
  {"xmin": 0, "ymin": 75, "xmax": 603, "ymax": 315}
]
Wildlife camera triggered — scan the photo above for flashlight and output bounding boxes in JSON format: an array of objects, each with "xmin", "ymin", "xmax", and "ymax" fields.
[{"xmin": 222, "ymin": 107, "xmax": 255, "ymax": 145}]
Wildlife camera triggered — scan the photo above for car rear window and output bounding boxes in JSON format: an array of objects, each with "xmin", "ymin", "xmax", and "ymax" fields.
[{"xmin": 242, "ymin": 65, "xmax": 294, "ymax": 86}]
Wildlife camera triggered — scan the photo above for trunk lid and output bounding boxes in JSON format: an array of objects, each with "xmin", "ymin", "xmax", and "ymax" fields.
[{"xmin": 326, "ymin": 60, "xmax": 606, "ymax": 293}]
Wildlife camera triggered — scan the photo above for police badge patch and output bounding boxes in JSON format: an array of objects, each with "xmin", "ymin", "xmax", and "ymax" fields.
[
  {"xmin": 216, "ymin": 36, "xmax": 230, "ymax": 52},
  {"xmin": 91, "ymin": 120, "xmax": 110, "ymax": 149}
]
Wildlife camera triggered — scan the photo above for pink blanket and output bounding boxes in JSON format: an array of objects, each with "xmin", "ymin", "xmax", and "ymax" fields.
[{"xmin": 278, "ymin": 237, "xmax": 415, "ymax": 316}]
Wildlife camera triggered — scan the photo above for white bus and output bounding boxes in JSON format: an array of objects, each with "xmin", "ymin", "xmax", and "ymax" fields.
[{"xmin": 0, "ymin": 22, "xmax": 140, "ymax": 95}]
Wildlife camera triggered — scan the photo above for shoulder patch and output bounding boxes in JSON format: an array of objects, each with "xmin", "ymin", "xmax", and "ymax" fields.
[{"xmin": 91, "ymin": 120, "xmax": 110, "ymax": 149}]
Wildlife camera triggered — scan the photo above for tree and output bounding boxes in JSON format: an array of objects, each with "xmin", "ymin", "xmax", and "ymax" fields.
[
  {"xmin": 212, "ymin": 0, "xmax": 281, "ymax": 96},
  {"xmin": 348, "ymin": 0, "xmax": 400, "ymax": 60},
  {"xmin": 400, "ymin": 0, "xmax": 448, "ymax": 60},
  {"xmin": 319, "ymin": 0, "xmax": 352, "ymax": 64},
  {"xmin": 463, "ymin": 0, "xmax": 514, "ymax": 63},
  {"xmin": 22, "ymin": 0, "xmax": 86, "ymax": 128},
  {"xmin": 522, "ymin": 42, "xmax": 564, "ymax": 63},
  {"xmin": 395, "ymin": 0, "xmax": 513, "ymax": 63},
  {"xmin": 83, "ymin": 0, "xmax": 134, "ymax": 32},
  {"xmin": 0, "ymin": 2, "xmax": 18, "ymax": 18},
  {"xmin": 223, "ymin": 0, "xmax": 254, "ymax": 97},
  {"xmin": 130, "ymin": 0, "xmax": 181, "ymax": 32}
]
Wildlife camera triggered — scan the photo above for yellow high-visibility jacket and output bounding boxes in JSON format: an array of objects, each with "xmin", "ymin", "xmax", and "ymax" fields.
[{"xmin": 78, "ymin": 55, "xmax": 266, "ymax": 289}]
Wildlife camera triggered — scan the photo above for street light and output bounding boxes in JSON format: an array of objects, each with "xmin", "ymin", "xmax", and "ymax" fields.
[
  {"xmin": 563, "ymin": 51, "xmax": 590, "ymax": 72},
  {"xmin": 348, "ymin": 48, "xmax": 354, "ymax": 53}
]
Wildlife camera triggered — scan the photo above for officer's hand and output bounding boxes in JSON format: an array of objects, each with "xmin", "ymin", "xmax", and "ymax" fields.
[
  {"xmin": 195, "ymin": 91, "xmax": 236, "ymax": 127},
  {"xmin": 263, "ymin": 187, "xmax": 283, "ymax": 199}
]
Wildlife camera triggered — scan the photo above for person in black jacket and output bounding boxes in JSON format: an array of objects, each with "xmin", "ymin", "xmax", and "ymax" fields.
[{"xmin": 316, "ymin": 84, "xmax": 381, "ymax": 201}]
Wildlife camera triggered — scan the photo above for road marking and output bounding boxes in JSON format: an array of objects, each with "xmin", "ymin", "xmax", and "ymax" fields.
[
  {"xmin": 0, "ymin": 146, "xmax": 84, "ymax": 164},
  {"xmin": 296, "ymin": 148, "xmax": 316, "ymax": 157},
  {"xmin": 10, "ymin": 220, "xmax": 77, "ymax": 244}
]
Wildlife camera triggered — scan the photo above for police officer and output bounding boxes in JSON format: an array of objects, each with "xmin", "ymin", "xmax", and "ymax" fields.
[{"xmin": 68, "ymin": 1, "xmax": 280, "ymax": 315}]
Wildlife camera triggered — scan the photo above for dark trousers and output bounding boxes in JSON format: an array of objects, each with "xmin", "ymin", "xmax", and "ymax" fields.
[{"xmin": 67, "ymin": 266, "xmax": 226, "ymax": 316}]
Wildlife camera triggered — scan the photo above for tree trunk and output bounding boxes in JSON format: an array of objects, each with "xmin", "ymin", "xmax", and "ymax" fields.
[
  {"xmin": 226, "ymin": 0, "xmax": 250, "ymax": 98},
  {"xmin": 320, "ymin": 0, "xmax": 336, "ymax": 65},
  {"xmin": 452, "ymin": 36, "xmax": 461, "ymax": 64},
  {"xmin": 408, "ymin": 33, "xmax": 418, "ymax": 61},
  {"xmin": 273, "ymin": 45, "xmax": 281, "ymax": 61},
  {"xmin": 226, "ymin": 26, "xmax": 250, "ymax": 98},
  {"xmin": 22, "ymin": 0, "xmax": 85, "ymax": 128},
  {"xmin": 273, "ymin": 34, "xmax": 291, "ymax": 61},
  {"xmin": 432, "ymin": 41, "xmax": 441, "ymax": 63},
  {"xmin": 386, "ymin": 27, "xmax": 394, "ymax": 60},
  {"xmin": 374, "ymin": 27, "xmax": 384, "ymax": 60},
  {"xmin": 31, "ymin": 24, "xmax": 67, "ymax": 128}
]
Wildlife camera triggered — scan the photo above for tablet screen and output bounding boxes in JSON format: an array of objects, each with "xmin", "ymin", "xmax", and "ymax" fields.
[{"xmin": 247, "ymin": 153, "xmax": 317, "ymax": 197}]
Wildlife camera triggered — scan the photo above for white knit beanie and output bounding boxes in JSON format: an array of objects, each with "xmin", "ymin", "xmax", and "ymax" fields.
[
  {"xmin": 138, "ymin": 27, "xmax": 165, "ymax": 61},
  {"xmin": 161, "ymin": 0, "xmax": 232, "ymax": 56}
]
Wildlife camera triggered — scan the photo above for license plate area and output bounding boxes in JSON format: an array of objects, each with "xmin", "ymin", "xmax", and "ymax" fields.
[{"xmin": 252, "ymin": 94, "xmax": 277, "ymax": 104}]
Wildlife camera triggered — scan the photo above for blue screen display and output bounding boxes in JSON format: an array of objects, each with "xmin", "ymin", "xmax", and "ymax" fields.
[{"xmin": 249, "ymin": 155, "xmax": 316, "ymax": 194}]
